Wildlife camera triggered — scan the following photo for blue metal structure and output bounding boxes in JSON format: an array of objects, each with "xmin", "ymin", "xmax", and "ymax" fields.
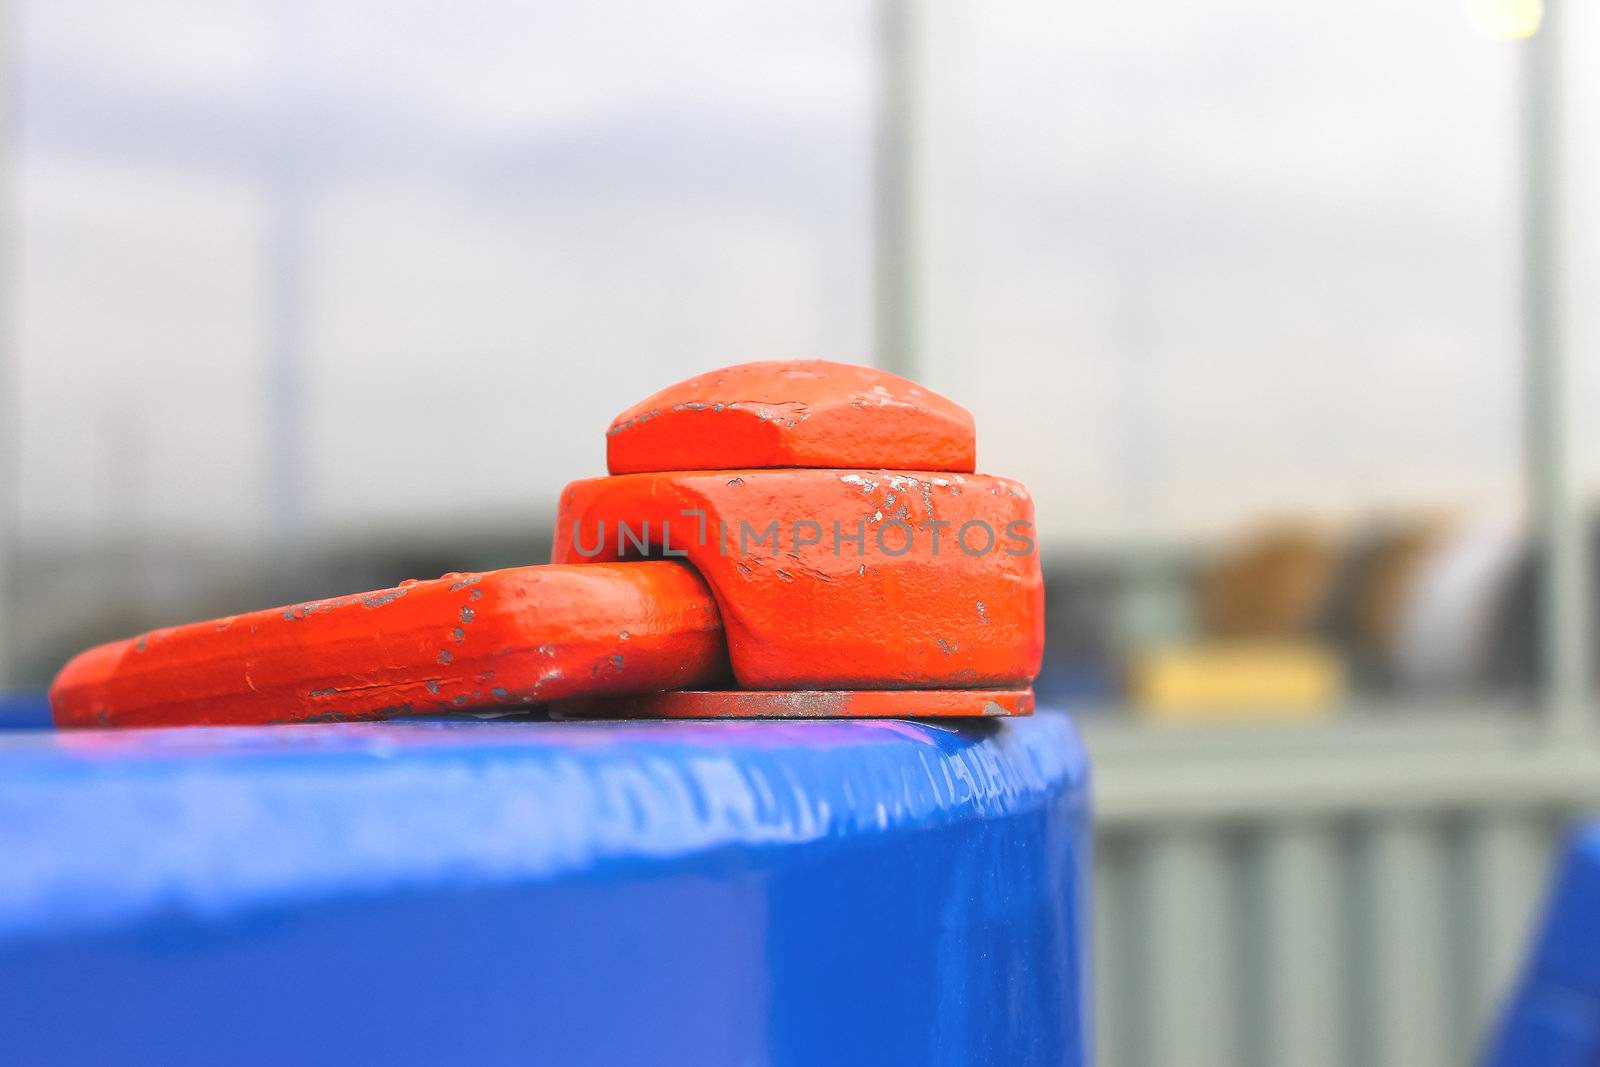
[
  {"xmin": 1485, "ymin": 823, "xmax": 1600, "ymax": 1066},
  {"xmin": 0, "ymin": 712, "xmax": 1090, "ymax": 1065},
  {"xmin": 0, "ymin": 689, "xmax": 51, "ymax": 730}
]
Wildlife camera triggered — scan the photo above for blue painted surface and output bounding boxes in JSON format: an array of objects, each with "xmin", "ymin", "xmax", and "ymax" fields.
[
  {"xmin": 1486, "ymin": 824, "xmax": 1600, "ymax": 1066},
  {"xmin": 0, "ymin": 689, "xmax": 51, "ymax": 730},
  {"xmin": 0, "ymin": 712, "xmax": 1090, "ymax": 1066}
]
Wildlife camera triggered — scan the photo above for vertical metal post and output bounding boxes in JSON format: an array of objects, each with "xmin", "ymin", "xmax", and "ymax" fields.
[
  {"xmin": 1523, "ymin": 0, "xmax": 1589, "ymax": 735},
  {"xmin": 875, "ymin": 0, "xmax": 962, "ymax": 389},
  {"xmin": 0, "ymin": 0, "xmax": 14, "ymax": 688},
  {"xmin": 266, "ymin": 3, "xmax": 308, "ymax": 601},
  {"xmin": 265, "ymin": 157, "xmax": 307, "ymax": 596},
  {"xmin": 875, "ymin": 0, "xmax": 915, "ymax": 380}
]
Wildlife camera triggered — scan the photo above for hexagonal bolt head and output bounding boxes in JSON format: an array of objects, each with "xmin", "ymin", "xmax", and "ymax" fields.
[{"xmin": 606, "ymin": 360, "xmax": 977, "ymax": 474}]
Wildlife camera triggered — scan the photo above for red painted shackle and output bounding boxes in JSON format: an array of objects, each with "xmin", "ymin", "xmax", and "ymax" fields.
[{"xmin": 51, "ymin": 360, "xmax": 1044, "ymax": 727}]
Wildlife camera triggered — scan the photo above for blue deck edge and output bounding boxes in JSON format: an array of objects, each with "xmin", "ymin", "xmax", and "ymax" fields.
[{"xmin": 0, "ymin": 712, "xmax": 1091, "ymax": 1066}]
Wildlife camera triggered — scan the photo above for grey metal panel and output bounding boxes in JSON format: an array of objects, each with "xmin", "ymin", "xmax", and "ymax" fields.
[
  {"xmin": 1087, "ymin": 710, "xmax": 1600, "ymax": 1065},
  {"xmin": 1350, "ymin": 817, "xmax": 1453, "ymax": 1067},
  {"xmin": 1094, "ymin": 832, "xmax": 1136, "ymax": 1067},
  {"xmin": 1453, "ymin": 810, "xmax": 1558, "ymax": 1060},
  {"xmin": 1136, "ymin": 828, "xmax": 1242, "ymax": 1067},
  {"xmin": 1240, "ymin": 821, "xmax": 1348, "ymax": 1067}
]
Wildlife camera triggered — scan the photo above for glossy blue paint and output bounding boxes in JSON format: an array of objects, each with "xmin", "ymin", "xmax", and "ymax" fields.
[
  {"xmin": 1485, "ymin": 824, "xmax": 1600, "ymax": 1066},
  {"xmin": 0, "ymin": 712, "xmax": 1090, "ymax": 1066},
  {"xmin": 0, "ymin": 689, "xmax": 51, "ymax": 730}
]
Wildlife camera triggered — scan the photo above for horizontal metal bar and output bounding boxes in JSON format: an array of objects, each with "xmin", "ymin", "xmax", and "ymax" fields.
[{"xmin": 1086, "ymin": 712, "xmax": 1600, "ymax": 826}]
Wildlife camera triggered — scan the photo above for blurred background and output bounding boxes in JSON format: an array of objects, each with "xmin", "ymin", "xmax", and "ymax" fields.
[{"xmin": 1, "ymin": 0, "xmax": 1598, "ymax": 1064}]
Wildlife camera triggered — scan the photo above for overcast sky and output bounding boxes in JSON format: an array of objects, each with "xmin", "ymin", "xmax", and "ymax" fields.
[{"xmin": 15, "ymin": 0, "xmax": 1600, "ymax": 549}]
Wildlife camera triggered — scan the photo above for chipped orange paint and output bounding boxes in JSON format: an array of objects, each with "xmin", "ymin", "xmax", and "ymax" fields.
[
  {"xmin": 606, "ymin": 359, "xmax": 977, "ymax": 475},
  {"xmin": 552, "ymin": 469, "xmax": 1044, "ymax": 691},
  {"xmin": 51, "ymin": 563, "xmax": 728, "ymax": 728},
  {"xmin": 50, "ymin": 358, "xmax": 1043, "ymax": 727}
]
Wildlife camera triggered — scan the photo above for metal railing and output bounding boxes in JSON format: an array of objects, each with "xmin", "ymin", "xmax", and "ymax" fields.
[{"xmin": 1088, "ymin": 711, "xmax": 1600, "ymax": 1066}]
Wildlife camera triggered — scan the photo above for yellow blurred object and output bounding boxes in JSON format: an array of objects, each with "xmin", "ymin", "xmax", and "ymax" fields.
[
  {"xmin": 1130, "ymin": 642, "xmax": 1345, "ymax": 722},
  {"xmin": 1465, "ymin": 0, "xmax": 1543, "ymax": 40}
]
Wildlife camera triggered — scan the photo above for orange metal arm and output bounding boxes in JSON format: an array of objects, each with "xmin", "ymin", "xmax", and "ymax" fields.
[{"xmin": 51, "ymin": 563, "xmax": 727, "ymax": 728}]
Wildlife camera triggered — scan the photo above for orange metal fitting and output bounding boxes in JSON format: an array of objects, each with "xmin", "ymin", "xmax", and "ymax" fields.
[
  {"xmin": 51, "ymin": 564, "xmax": 727, "ymax": 728},
  {"xmin": 552, "ymin": 469, "xmax": 1041, "ymax": 690},
  {"xmin": 50, "ymin": 359, "xmax": 1043, "ymax": 727}
]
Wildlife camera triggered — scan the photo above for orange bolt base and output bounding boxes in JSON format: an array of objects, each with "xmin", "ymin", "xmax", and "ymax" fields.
[{"xmin": 554, "ymin": 687, "xmax": 1034, "ymax": 720}]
